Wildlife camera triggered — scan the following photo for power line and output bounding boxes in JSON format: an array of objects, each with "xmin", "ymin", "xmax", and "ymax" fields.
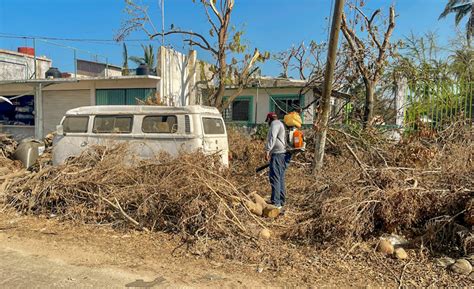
[
  {"xmin": 0, "ymin": 32, "xmax": 155, "ymax": 43},
  {"xmin": 35, "ymin": 38, "xmax": 109, "ymax": 59}
]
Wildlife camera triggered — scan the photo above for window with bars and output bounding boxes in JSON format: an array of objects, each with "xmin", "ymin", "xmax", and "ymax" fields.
[
  {"xmin": 222, "ymin": 96, "xmax": 253, "ymax": 123},
  {"xmin": 271, "ymin": 97, "xmax": 301, "ymax": 119}
]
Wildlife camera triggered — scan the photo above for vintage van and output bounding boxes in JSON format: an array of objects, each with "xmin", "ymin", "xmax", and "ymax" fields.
[{"xmin": 52, "ymin": 105, "xmax": 229, "ymax": 166}]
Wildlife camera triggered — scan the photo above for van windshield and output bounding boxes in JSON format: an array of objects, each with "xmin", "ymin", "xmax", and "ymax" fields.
[
  {"xmin": 93, "ymin": 115, "xmax": 133, "ymax": 133},
  {"xmin": 63, "ymin": 116, "xmax": 89, "ymax": 133},
  {"xmin": 202, "ymin": 117, "xmax": 225, "ymax": 135}
]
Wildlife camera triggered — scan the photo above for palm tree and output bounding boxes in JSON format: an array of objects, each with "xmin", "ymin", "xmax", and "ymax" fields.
[
  {"xmin": 129, "ymin": 44, "xmax": 156, "ymax": 71},
  {"xmin": 439, "ymin": 0, "xmax": 473, "ymax": 45}
]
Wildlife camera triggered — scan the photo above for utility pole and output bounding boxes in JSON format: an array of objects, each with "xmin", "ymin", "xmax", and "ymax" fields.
[{"xmin": 312, "ymin": 0, "xmax": 345, "ymax": 173}]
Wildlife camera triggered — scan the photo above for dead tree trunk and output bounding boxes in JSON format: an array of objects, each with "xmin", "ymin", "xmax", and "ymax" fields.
[{"xmin": 363, "ymin": 79, "xmax": 375, "ymax": 125}]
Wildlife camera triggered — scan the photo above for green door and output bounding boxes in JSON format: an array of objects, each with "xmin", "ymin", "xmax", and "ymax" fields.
[{"xmin": 96, "ymin": 89, "xmax": 126, "ymax": 105}]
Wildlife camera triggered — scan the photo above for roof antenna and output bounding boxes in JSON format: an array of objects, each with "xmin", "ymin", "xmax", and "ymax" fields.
[{"xmin": 160, "ymin": 0, "xmax": 165, "ymax": 46}]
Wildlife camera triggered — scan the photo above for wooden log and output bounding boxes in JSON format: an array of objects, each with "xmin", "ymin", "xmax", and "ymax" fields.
[
  {"xmin": 263, "ymin": 206, "xmax": 280, "ymax": 218},
  {"xmin": 244, "ymin": 200, "xmax": 263, "ymax": 216},
  {"xmin": 250, "ymin": 192, "xmax": 268, "ymax": 208}
]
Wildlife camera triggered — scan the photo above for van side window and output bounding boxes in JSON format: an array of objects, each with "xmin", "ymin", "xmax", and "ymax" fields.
[
  {"xmin": 63, "ymin": 116, "xmax": 89, "ymax": 133},
  {"xmin": 202, "ymin": 117, "xmax": 225, "ymax": 134},
  {"xmin": 93, "ymin": 115, "xmax": 133, "ymax": 133},
  {"xmin": 142, "ymin": 116, "xmax": 178, "ymax": 133}
]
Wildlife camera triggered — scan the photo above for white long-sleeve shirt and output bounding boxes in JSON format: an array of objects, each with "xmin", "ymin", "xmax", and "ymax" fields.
[{"xmin": 265, "ymin": 120, "xmax": 286, "ymax": 155}]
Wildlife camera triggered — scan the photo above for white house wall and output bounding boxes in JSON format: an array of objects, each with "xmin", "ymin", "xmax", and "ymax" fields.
[
  {"xmin": 226, "ymin": 87, "xmax": 316, "ymax": 124},
  {"xmin": 0, "ymin": 49, "xmax": 51, "ymax": 80}
]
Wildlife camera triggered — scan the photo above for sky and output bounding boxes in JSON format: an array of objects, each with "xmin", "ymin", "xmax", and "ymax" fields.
[{"xmin": 0, "ymin": 0, "xmax": 466, "ymax": 77}]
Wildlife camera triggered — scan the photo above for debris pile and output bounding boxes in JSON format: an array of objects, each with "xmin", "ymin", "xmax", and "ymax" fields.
[
  {"xmin": 287, "ymin": 124, "xmax": 473, "ymax": 257},
  {"xmin": 0, "ymin": 134, "xmax": 17, "ymax": 157},
  {"xmin": 0, "ymin": 134, "xmax": 21, "ymax": 173},
  {"xmin": 0, "ymin": 123, "xmax": 472, "ymax": 283},
  {"xmin": 2, "ymin": 145, "xmax": 270, "ymax": 259}
]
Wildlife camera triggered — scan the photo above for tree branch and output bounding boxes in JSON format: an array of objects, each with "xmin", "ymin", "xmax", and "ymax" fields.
[
  {"xmin": 221, "ymin": 49, "xmax": 260, "ymax": 110},
  {"xmin": 354, "ymin": 7, "xmax": 383, "ymax": 50},
  {"xmin": 209, "ymin": 0, "xmax": 224, "ymax": 24},
  {"xmin": 151, "ymin": 30, "xmax": 218, "ymax": 55},
  {"xmin": 373, "ymin": 6, "xmax": 396, "ymax": 82},
  {"xmin": 292, "ymin": 43, "xmax": 307, "ymax": 80},
  {"xmin": 203, "ymin": 4, "xmax": 220, "ymax": 34},
  {"xmin": 341, "ymin": 13, "xmax": 369, "ymax": 79}
]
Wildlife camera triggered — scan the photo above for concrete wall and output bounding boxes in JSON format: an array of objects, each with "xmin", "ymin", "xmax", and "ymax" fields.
[
  {"xmin": 0, "ymin": 49, "xmax": 51, "ymax": 80},
  {"xmin": 157, "ymin": 47, "xmax": 198, "ymax": 106},
  {"xmin": 0, "ymin": 125, "xmax": 35, "ymax": 140},
  {"xmin": 76, "ymin": 59, "xmax": 122, "ymax": 78}
]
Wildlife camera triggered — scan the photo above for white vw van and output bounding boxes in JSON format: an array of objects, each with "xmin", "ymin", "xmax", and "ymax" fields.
[{"xmin": 52, "ymin": 105, "xmax": 229, "ymax": 166}]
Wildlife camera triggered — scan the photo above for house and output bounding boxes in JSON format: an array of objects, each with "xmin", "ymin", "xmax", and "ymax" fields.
[
  {"xmin": 222, "ymin": 77, "xmax": 351, "ymax": 126},
  {"xmin": 0, "ymin": 46, "xmax": 202, "ymax": 140},
  {"xmin": 0, "ymin": 45, "xmax": 350, "ymax": 140},
  {"xmin": 0, "ymin": 76, "xmax": 160, "ymax": 139},
  {"xmin": 76, "ymin": 59, "xmax": 122, "ymax": 78},
  {"xmin": 0, "ymin": 48, "xmax": 51, "ymax": 80}
]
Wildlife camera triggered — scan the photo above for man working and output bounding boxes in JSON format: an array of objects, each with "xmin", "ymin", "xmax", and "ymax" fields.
[{"xmin": 265, "ymin": 112, "xmax": 291, "ymax": 209}]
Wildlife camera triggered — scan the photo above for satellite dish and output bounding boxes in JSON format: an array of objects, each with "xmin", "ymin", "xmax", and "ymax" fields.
[{"xmin": 0, "ymin": 96, "xmax": 12, "ymax": 105}]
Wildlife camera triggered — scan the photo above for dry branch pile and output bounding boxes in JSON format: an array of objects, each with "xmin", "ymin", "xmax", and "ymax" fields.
[
  {"xmin": 0, "ymin": 134, "xmax": 21, "ymax": 173},
  {"xmin": 3, "ymin": 145, "xmax": 263, "ymax": 246},
  {"xmin": 287, "ymin": 124, "xmax": 473, "ymax": 256},
  {"xmin": 0, "ymin": 123, "xmax": 472, "ymax": 266}
]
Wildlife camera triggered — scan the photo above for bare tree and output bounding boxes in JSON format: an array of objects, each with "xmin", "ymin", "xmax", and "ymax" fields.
[
  {"xmin": 117, "ymin": 0, "xmax": 267, "ymax": 111},
  {"xmin": 292, "ymin": 43, "xmax": 308, "ymax": 80},
  {"xmin": 340, "ymin": 5, "xmax": 396, "ymax": 126},
  {"xmin": 273, "ymin": 47, "xmax": 296, "ymax": 78},
  {"xmin": 274, "ymin": 41, "xmax": 331, "ymax": 81}
]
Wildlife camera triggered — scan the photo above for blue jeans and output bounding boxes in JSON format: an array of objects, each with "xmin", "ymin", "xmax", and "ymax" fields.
[{"xmin": 269, "ymin": 152, "xmax": 291, "ymax": 206}]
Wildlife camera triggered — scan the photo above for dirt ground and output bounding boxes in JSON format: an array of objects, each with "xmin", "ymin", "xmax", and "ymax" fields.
[
  {"xmin": 0, "ymin": 210, "xmax": 270, "ymax": 288},
  {"xmin": 1, "ymin": 210, "xmax": 472, "ymax": 288}
]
